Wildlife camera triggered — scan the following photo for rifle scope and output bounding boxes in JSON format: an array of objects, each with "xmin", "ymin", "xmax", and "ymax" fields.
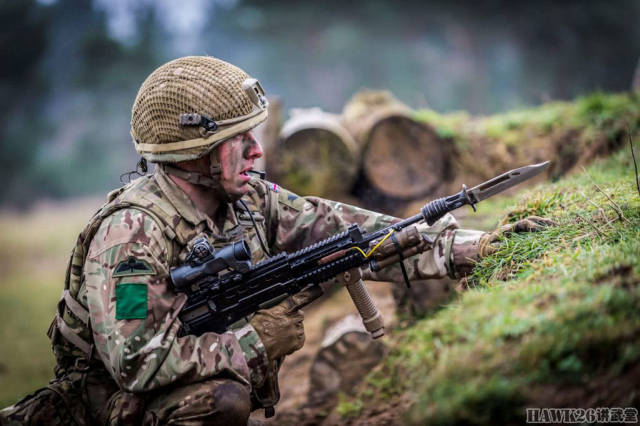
[{"xmin": 170, "ymin": 239, "xmax": 251, "ymax": 292}]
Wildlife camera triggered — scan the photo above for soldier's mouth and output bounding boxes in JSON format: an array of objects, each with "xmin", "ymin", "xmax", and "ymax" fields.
[{"xmin": 239, "ymin": 168, "xmax": 252, "ymax": 181}]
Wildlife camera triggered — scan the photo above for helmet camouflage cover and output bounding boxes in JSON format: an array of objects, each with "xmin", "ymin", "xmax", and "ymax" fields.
[{"xmin": 131, "ymin": 56, "xmax": 268, "ymax": 163}]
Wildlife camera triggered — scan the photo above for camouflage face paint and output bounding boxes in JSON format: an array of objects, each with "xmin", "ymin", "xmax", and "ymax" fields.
[{"xmin": 218, "ymin": 132, "xmax": 263, "ymax": 201}]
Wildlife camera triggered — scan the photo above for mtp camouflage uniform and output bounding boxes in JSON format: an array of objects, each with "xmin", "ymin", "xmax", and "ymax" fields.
[{"xmin": 1, "ymin": 167, "xmax": 484, "ymax": 425}]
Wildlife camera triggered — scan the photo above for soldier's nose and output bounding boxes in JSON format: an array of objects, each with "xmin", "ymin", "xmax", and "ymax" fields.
[{"xmin": 245, "ymin": 135, "xmax": 263, "ymax": 160}]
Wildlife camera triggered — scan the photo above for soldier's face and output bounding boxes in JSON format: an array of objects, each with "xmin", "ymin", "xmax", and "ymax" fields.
[{"xmin": 218, "ymin": 131, "xmax": 263, "ymax": 200}]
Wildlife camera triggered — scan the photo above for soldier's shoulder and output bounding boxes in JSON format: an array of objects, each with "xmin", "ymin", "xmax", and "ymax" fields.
[
  {"xmin": 99, "ymin": 206, "xmax": 162, "ymax": 227},
  {"xmin": 106, "ymin": 174, "xmax": 157, "ymax": 202},
  {"xmin": 103, "ymin": 174, "xmax": 180, "ymax": 228},
  {"xmin": 88, "ymin": 207, "xmax": 166, "ymax": 258}
]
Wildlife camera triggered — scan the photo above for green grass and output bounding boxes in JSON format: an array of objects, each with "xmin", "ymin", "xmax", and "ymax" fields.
[
  {"xmin": 343, "ymin": 148, "xmax": 640, "ymax": 424},
  {"xmin": 0, "ymin": 199, "xmax": 100, "ymax": 407},
  {"xmin": 336, "ymin": 392, "xmax": 364, "ymax": 418},
  {"xmin": 0, "ymin": 271, "xmax": 60, "ymax": 406}
]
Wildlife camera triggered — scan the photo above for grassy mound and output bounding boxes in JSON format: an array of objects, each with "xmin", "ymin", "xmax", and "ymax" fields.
[
  {"xmin": 415, "ymin": 92, "xmax": 640, "ymax": 185},
  {"xmin": 339, "ymin": 148, "xmax": 640, "ymax": 424}
]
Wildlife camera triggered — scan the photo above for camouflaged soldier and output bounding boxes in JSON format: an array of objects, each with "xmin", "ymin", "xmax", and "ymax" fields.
[{"xmin": 0, "ymin": 56, "xmax": 547, "ymax": 426}]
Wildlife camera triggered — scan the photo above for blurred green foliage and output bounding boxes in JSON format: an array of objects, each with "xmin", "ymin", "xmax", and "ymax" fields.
[{"xmin": 0, "ymin": 0, "xmax": 157, "ymax": 207}]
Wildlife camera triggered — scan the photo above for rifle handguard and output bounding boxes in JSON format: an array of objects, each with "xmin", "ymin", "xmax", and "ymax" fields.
[
  {"xmin": 369, "ymin": 226, "xmax": 428, "ymax": 271},
  {"xmin": 338, "ymin": 268, "xmax": 384, "ymax": 339}
]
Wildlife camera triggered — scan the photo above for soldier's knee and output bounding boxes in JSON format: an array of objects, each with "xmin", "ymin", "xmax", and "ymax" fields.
[{"xmin": 210, "ymin": 381, "xmax": 251, "ymax": 425}]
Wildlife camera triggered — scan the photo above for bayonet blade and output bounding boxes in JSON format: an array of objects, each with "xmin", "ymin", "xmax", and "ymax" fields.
[{"xmin": 467, "ymin": 161, "xmax": 549, "ymax": 202}]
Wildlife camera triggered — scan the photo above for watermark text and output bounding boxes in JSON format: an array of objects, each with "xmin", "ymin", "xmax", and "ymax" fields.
[{"xmin": 526, "ymin": 407, "xmax": 638, "ymax": 424}]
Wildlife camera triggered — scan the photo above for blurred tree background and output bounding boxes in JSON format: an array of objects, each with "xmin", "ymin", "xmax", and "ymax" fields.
[{"xmin": 1, "ymin": 0, "xmax": 639, "ymax": 206}]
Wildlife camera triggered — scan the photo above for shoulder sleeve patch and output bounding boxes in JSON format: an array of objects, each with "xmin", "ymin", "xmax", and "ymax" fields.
[
  {"xmin": 115, "ymin": 283, "xmax": 148, "ymax": 319},
  {"xmin": 277, "ymin": 188, "xmax": 306, "ymax": 212},
  {"xmin": 113, "ymin": 257, "xmax": 156, "ymax": 277}
]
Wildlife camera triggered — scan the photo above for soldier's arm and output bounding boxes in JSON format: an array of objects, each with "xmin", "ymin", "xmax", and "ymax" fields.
[
  {"xmin": 262, "ymin": 184, "xmax": 485, "ymax": 280},
  {"xmin": 84, "ymin": 208, "xmax": 269, "ymax": 393}
]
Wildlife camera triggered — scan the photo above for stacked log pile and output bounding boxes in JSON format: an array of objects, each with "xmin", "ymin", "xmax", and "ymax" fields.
[
  {"xmin": 264, "ymin": 91, "xmax": 639, "ymax": 218},
  {"xmin": 268, "ymin": 90, "xmax": 450, "ymax": 213},
  {"xmin": 269, "ymin": 108, "xmax": 359, "ymax": 198},
  {"xmin": 340, "ymin": 91, "xmax": 446, "ymax": 201}
]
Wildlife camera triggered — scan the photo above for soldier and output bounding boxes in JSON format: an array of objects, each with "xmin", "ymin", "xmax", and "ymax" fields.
[{"xmin": 1, "ymin": 56, "xmax": 550, "ymax": 425}]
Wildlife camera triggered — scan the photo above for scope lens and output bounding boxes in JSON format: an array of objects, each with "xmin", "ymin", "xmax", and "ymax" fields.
[{"xmin": 234, "ymin": 240, "xmax": 251, "ymax": 260}]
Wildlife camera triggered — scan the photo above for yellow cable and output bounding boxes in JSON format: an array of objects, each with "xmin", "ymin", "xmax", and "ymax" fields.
[
  {"xmin": 350, "ymin": 246, "xmax": 368, "ymax": 258},
  {"xmin": 351, "ymin": 229, "xmax": 395, "ymax": 259}
]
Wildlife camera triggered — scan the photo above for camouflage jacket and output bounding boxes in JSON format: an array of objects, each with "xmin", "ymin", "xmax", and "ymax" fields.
[{"xmin": 50, "ymin": 167, "xmax": 484, "ymax": 398}]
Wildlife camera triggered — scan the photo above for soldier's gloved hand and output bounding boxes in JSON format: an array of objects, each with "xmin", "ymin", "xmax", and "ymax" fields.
[
  {"xmin": 504, "ymin": 215, "xmax": 556, "ymax": 233},
  {"xmin": 477, "ymin": 215, "xmax": 556, "ymax": 257},
  {"xmin": 250, "ymin": 288, "xmax": 319, "ymax": 361}
]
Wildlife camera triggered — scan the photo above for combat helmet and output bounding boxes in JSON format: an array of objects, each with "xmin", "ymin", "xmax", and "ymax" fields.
[{"xmin": 131, "ymin": 56, "xmax": 268, "ymax": 164}]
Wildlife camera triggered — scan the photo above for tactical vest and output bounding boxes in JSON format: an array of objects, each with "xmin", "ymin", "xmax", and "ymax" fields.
[{"xmin": 47, "ymin": 172, "xmax": 275, "ymax": 374}]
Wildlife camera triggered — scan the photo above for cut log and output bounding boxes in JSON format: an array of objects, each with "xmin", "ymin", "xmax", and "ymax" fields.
[
  {"xmin": 342, "ymin": 90, "xmax": 446, "ymax": 200},
  {"xmin": 276, "ymin": 108, "xmax": 359, "ymax": 198}
]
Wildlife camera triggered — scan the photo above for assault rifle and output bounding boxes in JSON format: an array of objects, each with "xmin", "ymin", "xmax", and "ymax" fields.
[{"xmin": 170, "ymin": 162, "xmax": 549, "ymax": 338}]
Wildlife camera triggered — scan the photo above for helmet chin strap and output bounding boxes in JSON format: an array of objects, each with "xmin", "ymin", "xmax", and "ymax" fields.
[{"xmin": 160, "ymin": 151, "xmax": 234, "ymax": 203}]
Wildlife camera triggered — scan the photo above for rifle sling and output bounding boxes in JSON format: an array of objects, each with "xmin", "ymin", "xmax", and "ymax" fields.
[
  {"xmin": 62, "ymin": 289, "xmax": 90, "ymax": 325},
  {"xmin": 55, "ymin": 314, "xmax": 93, "ymax": 357},
  {"xmin": 390, "ymin": 232, "xmax": 411, "ymax": 289}
]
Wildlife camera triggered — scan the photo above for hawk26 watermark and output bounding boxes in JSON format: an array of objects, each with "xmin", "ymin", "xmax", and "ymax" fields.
[{"xmin": 526, "ymin": 407, "xmax": 638, "ymax": 424}]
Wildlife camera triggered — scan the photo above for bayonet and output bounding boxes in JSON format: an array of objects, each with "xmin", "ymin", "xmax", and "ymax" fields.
[
  {"xmin": 390, "ymin": 161, "xmax": 550, "ymax": 227},
  {"xmin": 467, "ymin": 161, "xmax": 550, "ymax": 203}
]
